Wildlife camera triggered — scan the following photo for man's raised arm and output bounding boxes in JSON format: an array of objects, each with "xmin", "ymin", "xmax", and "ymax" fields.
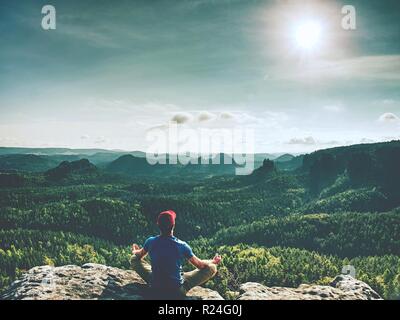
[{"xmin": 188, "ymin": 254, "xmax": 222, "ymax": 269}]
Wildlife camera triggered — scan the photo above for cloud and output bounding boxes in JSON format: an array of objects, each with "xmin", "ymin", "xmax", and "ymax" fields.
[
  {"xmin": 168, "ymin": 111, "xmax": 260, "ymax": 125},
  {"xmin": 277, "ymin": 55, "xmax": 400, "ymax": 82},
  {"xmin": 219, "ymin": 111, "xmax": 262, "ymax": 124},
  {"xmin": 382, "ymin": 136, "xmax": 400, "ymax": 141},
  {"xmin": 360, "ymin": 138, "xmax": 375, "ymax": 143},
  {"xmin": 287, "ymin": 136, "xmax": 316, "ymax": 145},
  {"xmin": 0, "ymin": 137, "xmax": 20, "ymax": 145},
  {"xmin": 80, "ymin": 135, "xmax": 90, "ymax": 140},
  {"xmin": 234, "ymin": 112, "xmax": 260, "ymax": 124},
  {"xmin": 170, "ymin": 112, "xmax": 193, "ymax": 124},
  {"xmin": 335, "ymin": 55, "xmax": 400, "ymax": 81},
  {"xmin": 220, "ymin": 112, "xmax": 235, "ymax": 120},
  {"xmin": 382, "ymin": 99, "xmax": 395, "ymax": 105},
  {"xmin": 94, "ymin": 136, "xmax": 107, "ymax": 144},
  {"xmin": 321, "ymin": 140, "xmax": 340, "ymax": 146},
  {"xmin": 198, "ymin": 111, "xmax": 215, "ymax": 122},
  {"xmin": 146, "ymin": 110, "xmax": 265, "ymax": 137},
  {"xmin": 378, "ymin": 112, "xmax": 399, "ymax": 123}
]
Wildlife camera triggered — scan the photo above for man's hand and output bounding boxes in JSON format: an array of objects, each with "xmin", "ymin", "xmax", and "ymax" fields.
[
  {"xmin": 131, "ymin": 244, "xmax": 147, "ymax": 259},
  {"xmin": 131, "ymin": 244, "xmax": 142, "ymax": 255},
  {"xmin": 212, "ymin": 254, "xmax": 222, "ymax": 265}
]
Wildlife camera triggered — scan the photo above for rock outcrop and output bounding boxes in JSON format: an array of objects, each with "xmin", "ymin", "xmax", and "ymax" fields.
[
  {"xmin": 238, "ymin": 275, "xmax": 382, "ymax": 300},
  {"xmin": 0, "ymin": 264, "xmax": 381, "ymax": 300},
  {"xmin": 0, "ymin": 264, "xmax": 223, "ymax": 300}
]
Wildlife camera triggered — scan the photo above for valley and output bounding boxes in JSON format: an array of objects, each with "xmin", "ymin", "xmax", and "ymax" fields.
[{"xmin": 0, "ymin": 140, "xmax": 399, "ymax": 299}]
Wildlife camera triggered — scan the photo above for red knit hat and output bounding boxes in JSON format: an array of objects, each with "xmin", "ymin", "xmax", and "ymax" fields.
[{"xmin": 157, "ymin": 210, "xmax": 176, "ymax": 227}]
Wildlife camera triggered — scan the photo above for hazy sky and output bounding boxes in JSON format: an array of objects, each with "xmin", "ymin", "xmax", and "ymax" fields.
[{"xmin": 1, "ymin": 0, "xmax": 399, "ymax": 153}]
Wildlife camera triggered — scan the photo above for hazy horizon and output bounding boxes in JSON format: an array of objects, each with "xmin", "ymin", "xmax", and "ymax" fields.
[{"xmin": 2, "ymin": 138, "xmax": 400, "ymax": 157}]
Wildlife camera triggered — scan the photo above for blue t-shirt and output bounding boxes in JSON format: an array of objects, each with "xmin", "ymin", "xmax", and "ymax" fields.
[{"xmin": 143, "ymin": 235, "xmax": 194, "ymax": 289}]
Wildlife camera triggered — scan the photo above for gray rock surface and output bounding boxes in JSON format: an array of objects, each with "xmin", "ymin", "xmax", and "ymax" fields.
[
  {"xmin": 0, "ymin": 263, "xmax": 223, "ymax": 300},
  {"xmin": 238, "ymin": 275, "xmax": 382, "ymax": 300},
  {"xmin": 0, "ymin": 264, "xmax": 381, "ymax": 300}
]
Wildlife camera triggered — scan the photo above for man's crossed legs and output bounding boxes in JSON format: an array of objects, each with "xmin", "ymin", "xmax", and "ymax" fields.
[{"xmin": 130, "ymin": 255, "xmax": 217, "ymax": 295}]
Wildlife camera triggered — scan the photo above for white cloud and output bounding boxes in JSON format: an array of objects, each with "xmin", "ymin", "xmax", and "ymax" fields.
[
  {"xmin": 378, "ymin": 112, "xmax": 399, "ymax": 123},
  {"xmin": 233, "ymin": 112, "xmax": 260, "ymax": 124},
  {"xmin": 220, "ymin": 112, "xmax": 235, "ymax": 120},
  {"xmin": 277, "ymin": 55, "xmax": 400, "ymax": 82},
  {"xmin": 287, "ymin": 136, "xmax": 316, "ymax": 145},
  {"xmin": 0, "ymin": 137, "xmax": 21, "ymax": 145},
  {"xmin": 94, "ymin": 136, "xmax": 107, "ymax": 144},
  {"xmin": 197, "ymin": 111, "xmax": 215, "ymax": 122},
  {"xmin": 336, "ymin": 55, "xmax": 400, "ymax": 81},
  {"xmin": 360, "ymin": 138, "xmax": 375, "ymax": 144},
  {"xmin": 166, "ymin": 110, "xmax": 262, "ymax": 127},
  {"xmin": 382, "ymin": 99, "xmax": 395, "ymax": 105},
  {"xmin": 171, "ymin": 112, "xmax": 193, "ymax": 124},
  {"xmin": 321, "ymin": 140, "xmax": 340, "ymax": 146}
]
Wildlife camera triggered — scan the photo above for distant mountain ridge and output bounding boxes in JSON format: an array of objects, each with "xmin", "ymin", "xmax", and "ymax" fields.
[
  {"xmin": 45, "ymin": 159, "xmax": 98, "ymax": 181},
  {"xmin": 1, "ymin": 141, "xmax": 399, "ymax": 179},
  {"xmin": 105, "ymin": 153, "xmax": 240, "ymax": 177},
  {"xmin": 0, "ymin": 147, "xmax": 129, "ymax": 156},
  {"xmin": 274, "ymin": 153, "xmax": 295, "ymax": 162},
  {"xmin": 301, "ymin": 140, "xmax": 400, "ymax": 171},
  {"xmin": 0, "ymin": 154, "xmax": 58, "ymax": 172}
]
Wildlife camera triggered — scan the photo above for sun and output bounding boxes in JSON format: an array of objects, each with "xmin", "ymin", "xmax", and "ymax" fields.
[{"xmin": 294, "ymin": 20, "xmax": 322, "ymax": 51}]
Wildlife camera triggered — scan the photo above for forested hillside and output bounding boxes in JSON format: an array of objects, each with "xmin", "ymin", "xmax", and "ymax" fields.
[{"xmin": 0, "ymin": 141, "xmax": 400, "ymax": 299}]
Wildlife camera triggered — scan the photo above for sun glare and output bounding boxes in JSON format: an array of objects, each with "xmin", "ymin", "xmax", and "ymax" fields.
[{"xmin": 294, "ymin": 20, "xmax": 322, "ymax": 51}]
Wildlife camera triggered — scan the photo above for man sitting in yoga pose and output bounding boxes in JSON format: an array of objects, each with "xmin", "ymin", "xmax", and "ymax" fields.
[{"xmin": 131, "ymin": 210, "xmax": 222, "ymax": 298}]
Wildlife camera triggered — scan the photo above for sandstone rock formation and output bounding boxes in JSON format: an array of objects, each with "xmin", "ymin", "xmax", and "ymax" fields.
[
  {"xmin": 0, "ymin": 263, "xmax": 223, "ymax": 300},
  {"xmin": 0, "ymin": 264, "xmax": 381, "ymax": 300},
  {"xmin": 238, "ymin": 275, "xmax": 382, "ymax": 300}
]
